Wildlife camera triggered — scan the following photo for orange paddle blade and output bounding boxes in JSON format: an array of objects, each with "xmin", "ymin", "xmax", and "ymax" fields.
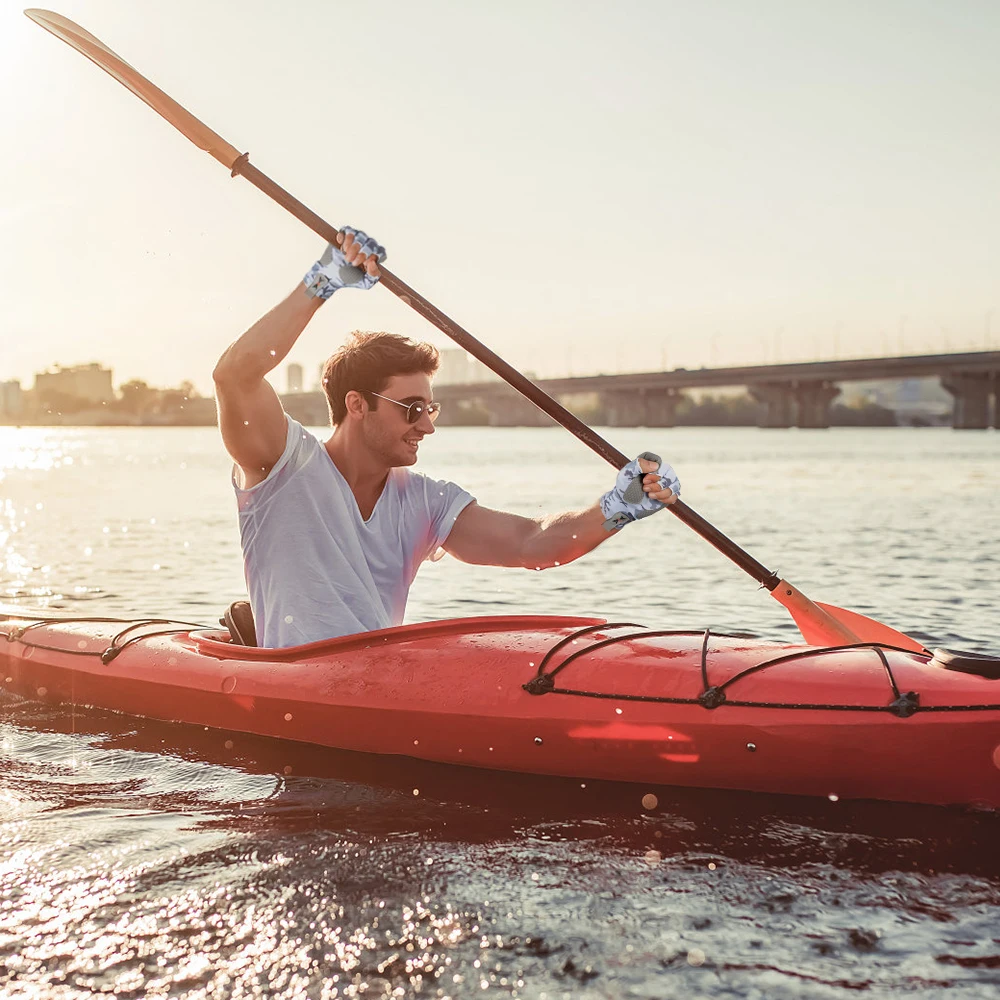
[
  {"xmin": 814, "ymin": 600, "xmax": 926, "ymax": 653},
  {"xmin": 24, "ymin": 9, "xmax": 242, "ymax": 169},
  {"xmin": 771, "ymin": 580, "xmax": 924, "ymax": 652}
]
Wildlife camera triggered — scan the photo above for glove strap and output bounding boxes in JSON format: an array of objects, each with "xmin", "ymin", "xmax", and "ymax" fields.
[{"xmin": 603, "ymin": 511, "xmax": 635, "ymax": 532}]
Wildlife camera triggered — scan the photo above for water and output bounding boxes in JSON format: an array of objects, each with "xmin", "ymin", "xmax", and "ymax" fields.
[{"xmin": 2, "ymin": 425, "xmax": 999, "ymax": 997}]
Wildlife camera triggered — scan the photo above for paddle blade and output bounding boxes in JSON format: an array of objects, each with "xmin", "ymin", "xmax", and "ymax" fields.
[
  {"xmin": 814, "ymin": 601, "xmax": 926, "ymax": 653},
  {"xmin": 771, "ymin": 580, "xmax": 861, "ymax": 646},
  {"xmin": 24, "ymin": 9, "xmax": 242, "ymax": 169},
  {"xmin": 770, "ymin": 580, "xmax": 925, "ymax": 651}
]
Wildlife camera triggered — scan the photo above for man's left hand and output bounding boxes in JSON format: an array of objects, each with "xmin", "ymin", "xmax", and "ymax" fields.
[{"xmin": 600, "ymin": 452, "xmax": 680, "ymax": 531}]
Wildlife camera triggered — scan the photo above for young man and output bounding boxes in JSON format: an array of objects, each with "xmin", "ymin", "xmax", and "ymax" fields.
[{"xmin": 213, "ymin": 229, "xmax": 680, "ymax": 647}]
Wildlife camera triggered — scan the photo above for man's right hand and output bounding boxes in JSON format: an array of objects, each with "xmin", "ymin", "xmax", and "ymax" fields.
[{"xmin": 303, "ymin": 227, "xmax": 386, "ymax": 300}]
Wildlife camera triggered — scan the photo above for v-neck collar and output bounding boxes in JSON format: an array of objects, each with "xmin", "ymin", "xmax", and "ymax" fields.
[{"xmin": 323, "ymin": 444, "xmax": 392, "ymax": 525}]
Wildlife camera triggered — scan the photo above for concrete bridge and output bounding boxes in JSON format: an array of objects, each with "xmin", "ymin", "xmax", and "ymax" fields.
[
  {"xmin": 280, "ymin": 351, "xmax": 999, "ymax": 429},
  {"xmin": 430, "ymin": 351, "xmax": 1000, "ymax": 429}
]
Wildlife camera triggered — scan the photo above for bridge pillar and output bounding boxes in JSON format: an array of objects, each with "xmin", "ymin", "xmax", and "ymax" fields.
[
  {"xmin": 484, "ymin": 391, "xmax": 555, "ymax": 426},
  {"xmin": 603, "ymin": 389, "xmax": 656, "ymax": 427},
  {"xmin": 749, "ymin": 382, "xmax": 795, "ymax": 428},
  {"xmin": 642, "ymin": 389, "xmax": 680, "ymax": 427},
  {"xmin": 941, "ymin": 373, "xmax": 992, "ymax": 429},
  {"xmin": 795, "ymin": 380, "xmax": 841, "ymax": 428}
]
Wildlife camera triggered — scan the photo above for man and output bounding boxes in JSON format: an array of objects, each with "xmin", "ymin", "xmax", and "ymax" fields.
[{"xmin": 213, "ymin": 229, "xmax": 680, "ymax": 647}]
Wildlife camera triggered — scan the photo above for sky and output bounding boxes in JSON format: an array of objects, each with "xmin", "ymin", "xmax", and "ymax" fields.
[{"xmin": 1, "ymin": 0, "xmax": 998, "ymax": 395}]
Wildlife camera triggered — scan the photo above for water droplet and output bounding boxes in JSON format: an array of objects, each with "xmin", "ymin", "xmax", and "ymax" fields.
[
  {"xmin": 828, "ymin": 793, "xmax": 839, "ymax": 802},
  {"xmin": 534, "ymin": 737, "xmax": 543, "ymax": 745},
  {"xmin": 412, "ymin": 788, "xmax": 420, "ymax": 796},
  {"xmin": 708, "ymin": 862, "xmax": 717, "ymax": 870},
  {"xmin": 283, "ymin": 765, "xmax": 292, "ymax": 775},
  {"xmin": 686, "ymin": 948, "xmax": 706, "ymax": 967},
  {"xmin": 224, "ymin": 739, "xmax": 234, "ymax": 750},
  {"xmin": 746, "ymin": 742, "xmax": 757, "ymax": 752},
  {"xmin": 77, "ymin": 639, "xmax": 87, "ymax": 649},
  {"xmin": 36, "ymin": 686, "xmax": 47, "ymax": 697},
  {"xmin": 615, "ymin": 708, "xmax": 623, "ymax": 715},
  {"xmin": 284, "ymin": 713, "xmax": 293, "ymax": 722},
  {"xmin": 413, "ymin": 739, "xmax": 419, "ymax": 745},
  {"xmin": 641, "ymin": 793, "xmax": 658, "ymax": 810},
  {"xmin": 284, "ymin": 614, "xmax": 294, "ymax": 624}
]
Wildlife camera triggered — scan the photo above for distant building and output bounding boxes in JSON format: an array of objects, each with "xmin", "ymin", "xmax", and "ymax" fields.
[
  {"xmin": 287, "ymin": 362, "xmax": 304, "ymax": 394},
  {"xmin": 436, "ymin": 348, "xmax": 473, "ymax": 386},
  {"xmin": 0, "ymin": 380, "xmax": 23, "ymax": 417},
  {"xmin": 34, "ymin": 363, "xmax": 114, "ymax": 405}
]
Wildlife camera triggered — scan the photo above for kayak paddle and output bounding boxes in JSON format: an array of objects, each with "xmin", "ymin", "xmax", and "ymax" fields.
[{"xmin": 23, "ymin": 8, "xmax": 925, "ymax": 653}]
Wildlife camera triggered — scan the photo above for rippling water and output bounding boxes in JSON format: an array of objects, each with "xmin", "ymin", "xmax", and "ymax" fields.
[{"xmin": 2, "ymin": 425, "xmax": 999, "ymax": 997}]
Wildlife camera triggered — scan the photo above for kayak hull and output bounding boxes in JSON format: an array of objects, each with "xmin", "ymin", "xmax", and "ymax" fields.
[{"xmin": 2, "ymin": 611, "xmax": 998, "ymax": 809}]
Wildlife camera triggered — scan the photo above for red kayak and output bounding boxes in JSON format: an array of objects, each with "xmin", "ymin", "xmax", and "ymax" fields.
[{"xmin": 2, "ymin": 608, "xmax": 998, "ymax": 809}]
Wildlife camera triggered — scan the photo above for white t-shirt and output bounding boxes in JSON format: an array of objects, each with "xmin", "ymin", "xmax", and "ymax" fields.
[{"xmin": 234, "ymin": 416, "xmax": 474, "ymax": 648}]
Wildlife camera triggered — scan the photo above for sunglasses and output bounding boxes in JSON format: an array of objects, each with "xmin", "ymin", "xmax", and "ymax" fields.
[{"xmin": 368, "ymin": 391, "xmax": 442, "ymax": 424}]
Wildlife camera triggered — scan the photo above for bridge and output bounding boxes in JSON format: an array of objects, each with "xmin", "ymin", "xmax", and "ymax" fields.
[
  {"xmin": 430, "ymin": 351, "xmax": 1000, "ymax": 429},
  {"xmin": 280, "ymin": 351, "xmax": 1000, "ymax": 429}
]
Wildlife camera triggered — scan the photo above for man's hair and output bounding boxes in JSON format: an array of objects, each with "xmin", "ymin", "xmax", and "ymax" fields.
[{"xmin": 322, "ymin": 331, "xmax": 440, "ymax": 425}]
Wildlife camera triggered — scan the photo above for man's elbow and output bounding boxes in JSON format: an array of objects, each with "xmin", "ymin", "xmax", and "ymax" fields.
[{"xmin": 213, "ymin": 355, "xmax": 258, "ymax": 390}]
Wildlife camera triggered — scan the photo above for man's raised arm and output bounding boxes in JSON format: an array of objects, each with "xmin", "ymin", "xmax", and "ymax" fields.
[{"xmin": 212, "ymin": 229, "xmax": 385, "ymax": 489}]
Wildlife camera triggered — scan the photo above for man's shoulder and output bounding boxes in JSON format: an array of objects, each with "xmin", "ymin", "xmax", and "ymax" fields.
[{"xmin": 393, "ymin": 467, "xmax": 472, "ymax": 508}]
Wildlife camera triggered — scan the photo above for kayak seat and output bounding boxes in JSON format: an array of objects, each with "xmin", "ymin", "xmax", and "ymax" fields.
[
  {"xmin": 930, "ymin": 647, "xmax": 1000, "ymax": 680},
  {"xmin": 221, "ymin": 600, "xmax": 257, "ymax": 647}
]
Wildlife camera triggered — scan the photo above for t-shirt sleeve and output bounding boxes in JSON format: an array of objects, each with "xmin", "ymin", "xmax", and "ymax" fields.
[
  {"xmin": 233, "ymin": 415, "xmax": 318, "ymax": 512},
  {"xmin": 420, "ymin": 475, "xmax": 475, "ymax": 555}
]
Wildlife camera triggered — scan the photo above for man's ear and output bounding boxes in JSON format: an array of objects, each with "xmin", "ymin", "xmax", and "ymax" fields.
[{"xmin": 344, "ymin": 390, "xmax": 368, "ymax": 420}]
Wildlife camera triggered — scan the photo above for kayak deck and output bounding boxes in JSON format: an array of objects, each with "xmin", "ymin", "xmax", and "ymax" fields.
[{"xmin": 1, "ymin": 609, "xmax": 998, "ymax": 809}]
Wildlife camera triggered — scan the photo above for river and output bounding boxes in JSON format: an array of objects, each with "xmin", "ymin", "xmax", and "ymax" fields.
[{"xmin": 1, "ymin": 425, "xmax": 998, "ymax": 997}]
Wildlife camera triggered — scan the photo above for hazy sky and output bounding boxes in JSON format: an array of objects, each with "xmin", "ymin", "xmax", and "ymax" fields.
[{"xmin": 1, "ymin": 0, "xmax": 997, "ymax": 395}]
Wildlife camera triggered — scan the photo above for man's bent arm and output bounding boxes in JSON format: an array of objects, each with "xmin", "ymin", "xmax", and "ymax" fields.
[
  {"xmin": 213, "ymin": 286, "xmax": 322, "ymax": 487},
  {"xmin": 443, "ymin": 502, "xmax": 612, "ymax": 569}
]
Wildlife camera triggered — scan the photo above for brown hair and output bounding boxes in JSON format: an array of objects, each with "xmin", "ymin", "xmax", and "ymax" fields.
[{"xmin": 322, "ymin": 331, "xmax": 440, "ymax": 425}]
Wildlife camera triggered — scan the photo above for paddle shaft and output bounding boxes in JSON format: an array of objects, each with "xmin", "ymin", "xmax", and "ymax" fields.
[{"xmin": 235, "ymin": 155, "xmax": 781, "ymax": 591}]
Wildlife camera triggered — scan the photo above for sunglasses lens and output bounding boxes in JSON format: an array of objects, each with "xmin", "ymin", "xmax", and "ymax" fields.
[{"xmin": 406, "ymin": 402, "xmax": 441, "ymax": 423}]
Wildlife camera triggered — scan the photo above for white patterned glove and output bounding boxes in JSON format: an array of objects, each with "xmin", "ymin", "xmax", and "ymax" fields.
[
  {"xmin": 600, "ymin": 451, "xmax": 680, "ymax": 531},
  {"xmin": 303, "ymin": 227, "xmax": 386, "ymax": 300}
]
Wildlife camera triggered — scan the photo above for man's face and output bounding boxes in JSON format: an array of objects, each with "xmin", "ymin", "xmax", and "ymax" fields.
[{"xmin": 361, "ymin": 372, "xmax": 437, "ymax": 467}]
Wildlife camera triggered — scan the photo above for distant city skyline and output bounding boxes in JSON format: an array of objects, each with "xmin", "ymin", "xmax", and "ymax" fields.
[{"xmin": 2, "ymin": 1, "xmax": 998, "ymax": 396}]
